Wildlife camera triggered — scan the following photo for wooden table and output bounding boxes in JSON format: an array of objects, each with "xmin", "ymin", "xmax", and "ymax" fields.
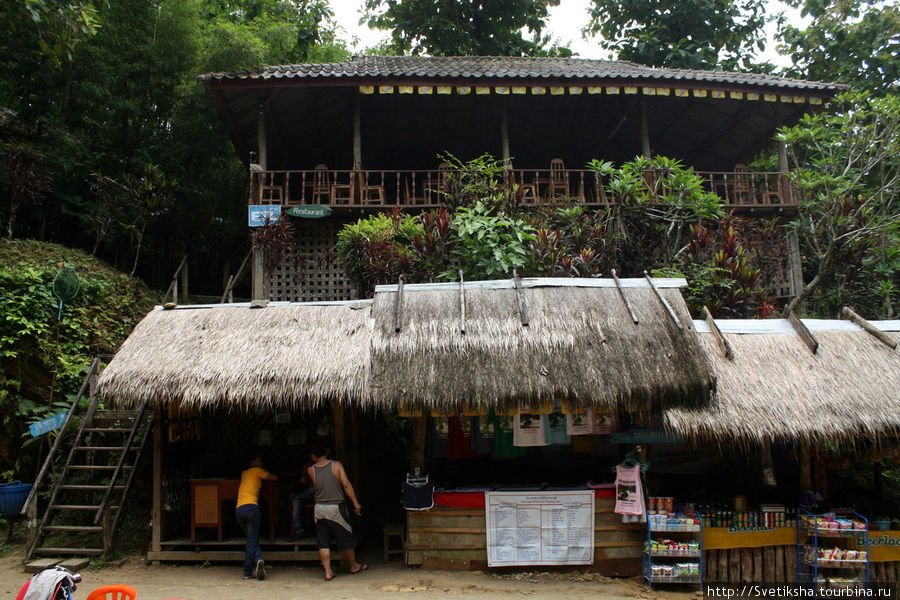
[{"xmin": 190, "ymin": 478, "xmax": 277, "ymax": 543}]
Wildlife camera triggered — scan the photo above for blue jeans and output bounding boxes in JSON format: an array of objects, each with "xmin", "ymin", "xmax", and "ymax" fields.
[
  {"xmin": 290, "ymin": 486, "xmax": 315, "ymax": 533},
  {"xmin": 236, "ymin": 505, "xmax": 262, "ymax": 577}
]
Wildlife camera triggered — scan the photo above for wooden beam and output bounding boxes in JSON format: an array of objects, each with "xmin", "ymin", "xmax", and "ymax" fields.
[
  {"xmin": 333, "ymin": 399, "xmax": 345, "ymax": 463},
  {"xmin": 644, "ymin": 271, "xmax": 682, "ymax": 329},
  {"xmin": 353, "ymin": 91, "xmax": 362, "ymax": 169},
  {"xmin": 843, "ymin": 306, "xmax": 898, "ymax": 349},
  {"xmin": 703, "ymin": 307, "xmax": 734, "ymax": 360},
  {"xmin": 411, "ymin": 416, "xmax": 426, "ymax": 472},
  {"xmin": 251, "ymin": 248, "xmax": 264, "ymax": 302},
  {"xmin": 611, "ymin": 269, "xmax": 639, "ymax": 324},
  {"xmin": 394, "ymin": 274, "xmax": 404, "ymax": 333},
  {"xmin": 513, "ymin": 270, "xmax": 528, "ymax": 326},
  {"xmin": 786, "ymin": 309, "xmax": 819, "ymax": 354},
  {"xmin": 500, "ymin": 98, "xmax": 510, "ymax": 161},
  {"xmin": 799, "ymin": 443, "xmax": 811, "ymax": 490},
  {"xmin": 151, "ymin": 405, "xmax": 163, "ymax": 564},
  {"xmin": 640, "ymin": 100, "xmax": 651, "ymax": 157},
  {"xmin": 458, "ymin": 270, "xmax": 466, "ymax": 334},
  {"xmin": 256, "ymin": 102, "xmax": 267, "ymax": 170}
]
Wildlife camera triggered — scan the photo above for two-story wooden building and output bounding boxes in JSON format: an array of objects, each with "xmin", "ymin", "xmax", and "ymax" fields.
[{"xmin": 199, "ymin": 55, "xmax": 845, "ymax": 302}]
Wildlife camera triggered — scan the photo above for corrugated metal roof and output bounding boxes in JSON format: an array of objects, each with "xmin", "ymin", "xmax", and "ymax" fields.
[{"xmin": 199, "ymin": 55, "xmax": 845, "ymax": 92}]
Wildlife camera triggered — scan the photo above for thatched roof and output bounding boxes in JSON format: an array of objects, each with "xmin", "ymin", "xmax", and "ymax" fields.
[
  {"xmin": 97, "ymin": 302, "xmax": 373, "ymax": 410},
  {"xmin": 665, "ymin": 320, "xmax": 900, "ymax": 445},
  {"xmin": 370, "ymin": 278, "xmax": 716, "ymax": 411}
]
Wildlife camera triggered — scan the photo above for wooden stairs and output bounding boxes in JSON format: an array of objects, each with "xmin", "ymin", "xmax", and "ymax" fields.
[{"xmin": 23, "ymin": 358, "xmax": 152, "ymax": 560}]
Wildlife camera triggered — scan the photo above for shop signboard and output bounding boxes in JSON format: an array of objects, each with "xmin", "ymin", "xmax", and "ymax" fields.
[
  {"xmin": 286, "ymin": 205, "xmax": 332, "ymax": 218},
  {"xmin": 485, "ymin": 491, "xmax": 594, "ymax": 567},
  {"xmin": 248, "ymin": 205, "xmax": 282, "ymax": 227},
  {"xmin": 610, "ymin": 428, "xmax": 682, "ymax": 444}
]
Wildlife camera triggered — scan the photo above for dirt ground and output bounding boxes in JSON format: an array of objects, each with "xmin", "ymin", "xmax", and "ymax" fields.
[{"xmin": 0, "ymin": 546, "xmax": 698, "ymax": 600}]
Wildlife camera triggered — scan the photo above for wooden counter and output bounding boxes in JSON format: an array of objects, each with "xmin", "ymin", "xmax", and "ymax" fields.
[{"xmin": 190, "ymin": 479, "xmax": 276, "ymax": 543}]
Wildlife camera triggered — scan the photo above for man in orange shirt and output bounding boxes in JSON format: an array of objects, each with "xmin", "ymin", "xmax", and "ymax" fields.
[{"xmin": 236, "ymin": 453, "xmax": 277, "ymax": 580}]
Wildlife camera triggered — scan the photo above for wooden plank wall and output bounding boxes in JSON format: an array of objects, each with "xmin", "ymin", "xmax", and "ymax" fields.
[
  {"xmin": 705, "ymin": 548, "xmax": 900, "ymax": 585},
  {"xmin": 405, "ymin": 498, "xmax": 643, "ymax": 574}
]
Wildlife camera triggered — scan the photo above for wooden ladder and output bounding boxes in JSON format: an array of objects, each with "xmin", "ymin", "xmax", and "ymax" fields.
[{"xmin": 24, "ymin": 359, "xmax": 153, "ymax": 559}]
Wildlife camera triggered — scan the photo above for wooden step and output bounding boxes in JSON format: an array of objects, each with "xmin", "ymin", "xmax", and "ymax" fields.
[
  {"xmin": 67, "ymin": 465, "xmax": 132, "ymax": 471},
  {"xmin": 43, "ymin": 525, "xmax": 103, "ymax": 532},
  {"xmin": 83, "ymin": 427, "xmax": 133, "ymax": 433},
  {"xmin": 74, "ymin": 446, "xmax": 136, "ymax": 451},
  {"xmin": 59, "ymin": 484, "xmax": 124, "ymax": 491},
  {"xmin": 50, "ymin": 504, "xmax": 103, "ymax": 511},
  {"xmin": 33, "ymin": 547, "xmax": 103, "ymax": 556}
]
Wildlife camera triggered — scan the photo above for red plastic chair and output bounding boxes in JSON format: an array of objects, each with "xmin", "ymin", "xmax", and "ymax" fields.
[{"xmin": 85, "ymin": 585, "xmax": 138, "ymax": 600}]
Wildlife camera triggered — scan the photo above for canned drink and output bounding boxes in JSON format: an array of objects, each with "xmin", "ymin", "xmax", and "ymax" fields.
[{"xmin": 664, "ymin": 497, "xmax": 674, "ymax": 513}]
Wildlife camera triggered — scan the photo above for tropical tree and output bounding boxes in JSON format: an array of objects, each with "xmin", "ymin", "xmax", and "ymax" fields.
[
  {"xmin": 584, "ymin": 0, "xmax": 769, "ymax": 69},
  {"xmin": 778, "ymin": 92, "xmax": 900, "ymax": 318},
  {"xmin": 777, "ymin": 0, "xmax": 899, "ymax": 95},
  {"xmin": 363, "ymin": 0, "xmax": 568, "ymax": 56}
]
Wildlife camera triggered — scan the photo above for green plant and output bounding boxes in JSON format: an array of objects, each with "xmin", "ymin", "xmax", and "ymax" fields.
[{"xmin": 446, "ymin": 202, "xmax": 535, "ymax": 280}]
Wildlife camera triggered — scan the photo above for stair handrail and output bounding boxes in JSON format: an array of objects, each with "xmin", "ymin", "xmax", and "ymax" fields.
[
  {"xmin": 93, "ymin": 401, "xmax": 148, "ymax": 525},
  {"xmin": 21, "ymin": 357, "xmax": 102, "ymax": 518},
  {"xmin": 161, "ymin": 255, "xmax": 188, "ymax": 305},
  {"xmin": 220, "ymin": 249, "xmax": 253, "ymax": 303}
]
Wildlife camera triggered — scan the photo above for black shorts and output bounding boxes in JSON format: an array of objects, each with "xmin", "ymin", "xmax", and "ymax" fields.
[{"xmin": 315, "ymin": 518, "xmax": 354, "ymax": 551}]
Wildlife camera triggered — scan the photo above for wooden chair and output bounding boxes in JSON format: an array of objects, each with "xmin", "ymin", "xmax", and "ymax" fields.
[
  {"xmin": 258, "ymin": 172, "xmax": 284, "ymax": 205},
  {"xmin": 730, "ymin": 163, "xmax": 752, "ymax": 204},
  {"xmin": 549, "ymin": 158, "xmax": 569, "ymax": 199},
  {"xmin": 311, "ymin": 164, "xmax": 330, "ymax": 204},
  {"xmin": 358, "ymin": 171, "xmax": 385, "ymax": 205},
  {"xmin": 403, "ymin": 178, "xmax": 428, "ymax": 206},
  {"xmin": 331, "ymin": 170, "xmax": 355, "ymax": 205},
  {"xmin": 508, "ymin": 169, "xmax": 537, "ymax": 204}
]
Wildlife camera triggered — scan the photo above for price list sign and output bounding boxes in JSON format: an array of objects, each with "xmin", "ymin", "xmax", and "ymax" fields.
[{"xmin": 485, "ymin": 491, "xmax": 595, "ymax": 566}]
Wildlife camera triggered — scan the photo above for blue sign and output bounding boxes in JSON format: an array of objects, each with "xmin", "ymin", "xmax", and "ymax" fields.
[
  {"xmin": 248, "ymin": 205, "xmax": 282, "ymax": 227},
  {"xmin": 29, "ymin": 412, "xmax": 67, "ymax": 437}
]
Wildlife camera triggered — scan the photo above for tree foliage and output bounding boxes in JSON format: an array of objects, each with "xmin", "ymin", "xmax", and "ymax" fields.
[
  {"xmin": 778, "ymin": 92, "xmax": 900, "ymax": 318},
  {"xmin": 584, "ymin": 0, "xmax": 769, "ymax": 69},
  {"xmin": 778, "ymin": 0, "xmax": 899, "ymax": 95},
  {"xmin": 363, "ymin": 0, "xmax": 569, "ymax": 56},
  {"xmin": 0, "ymin": 239, "xmax": 155, "ymax": 477}
]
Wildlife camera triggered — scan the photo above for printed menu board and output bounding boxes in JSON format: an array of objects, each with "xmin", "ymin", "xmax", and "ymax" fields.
[{"xmin": 485, "ymin": 491, "xmax": 595, "ymax": 566}]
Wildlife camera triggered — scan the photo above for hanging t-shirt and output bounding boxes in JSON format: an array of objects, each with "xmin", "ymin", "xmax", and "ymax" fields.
[
  {"xmin": 470, "ymin": 416, "xmax": 495, "ymax": 454},
  {"xmin": 566, "ymin": 409, "xmax": 594, "ymax": 436},
  {"xmin": 614, "ymin": 464, "xmax": 645, "ymax": 516},
  {"xmin": 447, "ymin": 416, "xmax": 482, "ymax": 459},
  {"xmin": 493, "ymin": 413, "xmax": 526, "ymax": 456},
  {"xmin": 545, "ymin": 409, "xmax": 570, "ymax": 445},
  {"xmin": 513, "ymin": 411, "xmax": 548, "ymax": 447},
  {"xmin": 430, "ymin": 417, "xmax": 449, "ymax": 458}
]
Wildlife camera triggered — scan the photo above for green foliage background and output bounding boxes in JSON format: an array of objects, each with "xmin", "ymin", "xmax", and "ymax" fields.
[{"xmin": 0, "ymin": 239, "xmax": 155, "ymax": 478}]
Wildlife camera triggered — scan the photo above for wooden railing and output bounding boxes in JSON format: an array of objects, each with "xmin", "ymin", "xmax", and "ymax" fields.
[{"xmin": 249, "ymin": 168, "xmax": 794, "ymax": 210}]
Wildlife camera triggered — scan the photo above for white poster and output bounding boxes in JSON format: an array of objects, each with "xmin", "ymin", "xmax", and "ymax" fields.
[{"xmin": 485, "ymin": 491, "xmax": 595, "ymax": 566}]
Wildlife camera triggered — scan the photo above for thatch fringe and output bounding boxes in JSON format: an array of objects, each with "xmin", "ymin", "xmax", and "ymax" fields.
[
  {"xmin": 97, "ymin": 304, "xmax": 372, "ymax": 410},
  {"xmin": 665, "ymin": 329, "xmax": 900, "ymax": 445},
  {"xmin": 370, "ymin": 285, "xmax": 716, "ymax": 412}
]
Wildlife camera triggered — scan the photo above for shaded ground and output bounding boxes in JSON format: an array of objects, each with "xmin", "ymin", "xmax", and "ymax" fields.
[{"xmin": 0, "ymin": 547, "xmax": 698, "ymax": 600}]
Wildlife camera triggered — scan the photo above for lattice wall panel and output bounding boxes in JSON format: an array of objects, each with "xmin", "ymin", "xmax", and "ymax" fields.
[
  {"xmin": 746, "ymin": 226, "xmax": 796, "ymax": 300},
  {"xmin": 267, "ymin": 219, "xmax": 357, "ymax": 302}
]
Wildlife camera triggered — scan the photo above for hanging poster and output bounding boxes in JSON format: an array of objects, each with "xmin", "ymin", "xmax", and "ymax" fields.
[
  {"xmin": 566, "ymin": 409, "xmax": 593, "ymax": 436},
  {"xmin": 486, "ymin": 491, "xmax": 595, "ymax": 566}
]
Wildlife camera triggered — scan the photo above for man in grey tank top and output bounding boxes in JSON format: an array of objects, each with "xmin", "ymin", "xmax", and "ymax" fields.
[{"xmin": 307, "ymin": 440, "xmax": 368, "ymax": 580}]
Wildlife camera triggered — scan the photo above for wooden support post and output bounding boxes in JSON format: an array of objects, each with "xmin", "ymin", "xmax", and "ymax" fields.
[
  {"xmin": 333, "ymin": 399, "xmax": 345, "ymax": 464},
  {"xmin": 640, "ymin": 99, "xmax": 651, "ymax": 158},
  {"xmin": 180, "ymin": 259, "xmax": 189, "ymax": 304},
  {"xmin": 703, "ymin": 306, "xmax": 734, "ymax": 360},
  {"xmin": 151, "ymin": 405, "xmax": 163, "ymax": 564},
  {"xmin": 353, "ymin": 92, "xmax": 362, "ymax": 169},
  {"xmin": 800, "ymin": 443, "xmax": 812, "ymax": 490},
  {"xmin": 411, "ymin": 417, "xmax": 426, "ymax": 472},
  {"xmin": 611, "ymin": 269, "xmax": 639, "ymax": 324},
  {"xmin": 500, "ymin": 98, "xmax": 510, "ymax": 162},
  {"xmin": 788, "ymin": 232, "xmax": 804, "ymax": 299},
  {"xmin": 251, "ymin": 248, "xmax": 265, "ymax": 302},
  {"xmin": 348, "ymin": 405, "xmax": 360, "ymax": 490},
  {"xmin": 786, "ymin": 309, "xmax": 819, "ymax": 354},
  {"xmin": 843, "ymin": 306, "xmax": 898, "ymax": 349},
  {"xmin": 257, "ymin": 102, "xmax": 267, "ymax": 170}
]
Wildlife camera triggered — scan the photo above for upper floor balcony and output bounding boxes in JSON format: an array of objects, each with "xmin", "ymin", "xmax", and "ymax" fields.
[{"xmin": 249, "ymin": 166, "xmax": 794, "ymax": 212}]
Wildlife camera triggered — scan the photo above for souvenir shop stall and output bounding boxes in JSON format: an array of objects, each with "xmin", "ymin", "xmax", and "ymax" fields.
[{"xmin": 370, "ymin": 277, "xmax": 716, "ymax": 575}]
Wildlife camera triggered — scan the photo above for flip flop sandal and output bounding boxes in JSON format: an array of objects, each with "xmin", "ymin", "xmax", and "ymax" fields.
[
  {"xmin": 324, "ymin": 571, "xmax": 337, "ymax": 581},
  {"xmin": 350, "ymin": 563, "xmax": 369, "ymax": 574}
]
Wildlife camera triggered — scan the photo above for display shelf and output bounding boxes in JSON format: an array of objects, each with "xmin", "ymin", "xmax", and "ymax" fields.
[
  {"xmin": 796, "ymin": 508, "xmax": 869, "ymax": 596},
  {"xmin": 643, "ymin": 516, "xmax": 703, "ymax": 589}
]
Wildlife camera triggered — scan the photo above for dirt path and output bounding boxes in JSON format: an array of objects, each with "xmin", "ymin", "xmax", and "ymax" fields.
[{"xmin": 0, "ymin": 548, "xmax": 697, "ymax": 600}]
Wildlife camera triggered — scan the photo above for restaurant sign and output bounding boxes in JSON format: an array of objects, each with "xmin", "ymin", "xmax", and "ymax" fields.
[{"xmin": 286, "ymin": 205, "xmax": 332, "ymax": 219}]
